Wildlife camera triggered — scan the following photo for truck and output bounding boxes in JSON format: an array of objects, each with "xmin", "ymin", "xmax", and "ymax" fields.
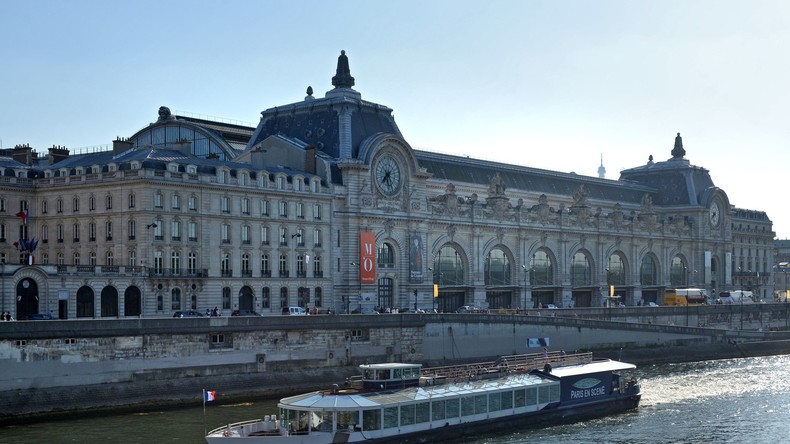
[
  {"xmin": 718, "ymin": 290, "xmax": 754, "ymax": 304},
  {"xmin": 663, "ymin": 288, "xmax": 708, "ymax": 306}
]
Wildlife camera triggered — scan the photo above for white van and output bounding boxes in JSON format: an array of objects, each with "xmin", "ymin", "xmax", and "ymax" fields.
[{"xmin": 288, "ymin": 306, "xmax": 307, "ymax": 316}]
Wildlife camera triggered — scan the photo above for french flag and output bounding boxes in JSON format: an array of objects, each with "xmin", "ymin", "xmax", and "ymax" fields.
[
  {"xmin": 16, "ymin": 209, "xmax": 28, "ymax": 225},
  {"xmin": 204, "ymin": 390, "xmax": 216, "ymax": 402}
]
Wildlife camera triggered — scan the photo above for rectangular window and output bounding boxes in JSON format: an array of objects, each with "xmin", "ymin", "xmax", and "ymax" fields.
[
  {"xmin": 261, "ymin": 226, "xmax": 270, "ymax": 245},
  {"xmin": 241, "ymin": 198, "xmax": 250, "ymax": 215},
  {"xmin": 296, "ymin": 202, "xmax": 304, "ymax": 219},
  {"xmin": 278, "ymin": 201, "xmax": 287, "ymax": 218},
  {"xmin": 260, "ymin": 199, "xmax": 269, "ymax": 216},
  {"xmin": 313, "ymin": 203, "xmax": 321, "ymax": 220}
]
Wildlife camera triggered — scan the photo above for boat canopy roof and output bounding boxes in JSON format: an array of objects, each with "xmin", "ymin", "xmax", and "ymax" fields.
[
  {"xmin": 279, "ymin": 373, "xmax": 549, "ymax": 411},
  {"xmin": 548, "ymin": 359, "xmax": 636, "ymax": 378}
]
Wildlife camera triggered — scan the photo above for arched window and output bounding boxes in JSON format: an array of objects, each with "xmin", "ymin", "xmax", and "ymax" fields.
[
  {"xmin": 222, "ymin": 287, "xmax": 231, "ymax": 310},
  {"xmin": 669, "ymin": 256, "xmax": 687, "ymax": 287},
  {"xmin": 433, "ymin": 245, "xmax": 464, "ymax": 285},
  {"xmin": 570, "ymin": 252, "xmax": 592, "ymax": 286},
  {"xmin": 484, "ymin": 248, "xmax": 511, "ymax": 286},
  {"xmin": 280, "ymin": 287, "xmax": 288, "ymax": 310},
  {"xmin": 171, "ymin": 288, "xmax": 181, "ymax": 310},
  {"xmin": 261, "ymin": 287, "xmax": 271, "ymax": 309},
  {"xmin": 606, "ymin": 253, "xmax": 626, "ymax": 286},
  {"xmin": 314, "ymin": 287, "xmax": 323, "ymax": 307},
  {"xmin": 378, "ymin": 243, "xmax": 395, "ymax": 268},
  {"xmin": 640, "ymin": 255, "xmax": 658, "ymax": 286},
  {"xmin": 529, "ymin": 250, "xmax": 554, "ymax": 286}
]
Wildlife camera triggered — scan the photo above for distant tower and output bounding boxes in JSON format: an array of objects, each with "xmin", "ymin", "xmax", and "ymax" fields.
[{"xmin": 597, "ymin": 154, "xmax": 606, "ymax": 178}]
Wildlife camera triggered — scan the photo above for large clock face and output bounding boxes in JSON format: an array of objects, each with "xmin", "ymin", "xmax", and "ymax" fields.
[
  {"xmin": 375, "ymin": 156, "xmax": 401, "ymax": 196},
  {"xmin": 709, "ymin": 202, "xmax": 720, "ymax": 227}
]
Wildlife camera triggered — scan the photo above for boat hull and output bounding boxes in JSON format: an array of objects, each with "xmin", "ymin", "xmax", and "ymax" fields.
[{"xmin": 206, "ymin": 391, "xmax": 640, "ymax": 444}]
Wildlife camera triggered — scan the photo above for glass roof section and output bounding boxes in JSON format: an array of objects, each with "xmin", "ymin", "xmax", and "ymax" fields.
[{"xmin": 278, "ymin": 373, "xmax": 552, "ymax": 411}]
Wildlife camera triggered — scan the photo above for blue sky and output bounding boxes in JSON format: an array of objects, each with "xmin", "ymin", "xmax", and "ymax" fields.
[{"xmin": 2, "ymin": 0, "xmax": 789, "ymax": 239}]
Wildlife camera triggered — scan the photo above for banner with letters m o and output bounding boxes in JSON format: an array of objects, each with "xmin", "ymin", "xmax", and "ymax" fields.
[{"xmin": 359, "ymin": 232, "xmax": 376, "ymax": 284}]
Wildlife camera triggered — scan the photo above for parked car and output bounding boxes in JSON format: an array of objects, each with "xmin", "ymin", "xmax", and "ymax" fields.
[
  {"xmin": 351, "ymin": 307, "xmax": 379, "ymax": 314},
  {"xmin": 25, "ymin": 312, "xmax": 54, "ymax": 320},
  {"xmin": 231, "ymin": 310, "xmax": 261, "ymax": 316},
  {"xmin": 285, "ymin": 306, "xmax": 307, "ymax": 316},
  {"xmin": 545, "ymin": 304, "xmax": 558, "ymax": 309},
  {"xmin": 647, "ymin": 302, "xmax": 659, "ymax": 307},
  {"xmin": 456, "ymin": 305, "xmax": 478, "ymax": 313},
  {"xmin": 173, "ymin": 310, "xmax": 204, "ymax": 318}
]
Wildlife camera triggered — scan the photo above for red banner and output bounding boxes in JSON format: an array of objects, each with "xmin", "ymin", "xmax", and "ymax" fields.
[{"xmin": 359, "ymin": 232, "xmax": 376, "ymax": 284}]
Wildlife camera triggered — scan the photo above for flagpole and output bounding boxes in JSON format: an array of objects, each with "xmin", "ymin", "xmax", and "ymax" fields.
[{"xmin": 203, "ymin": 389, "xmax": 207, "ymax": 436}]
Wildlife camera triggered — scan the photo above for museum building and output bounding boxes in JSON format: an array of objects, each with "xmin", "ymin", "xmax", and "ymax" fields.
[{"xmin": 0, "ymin": 51, "xmax": 776, "ymax": 320}]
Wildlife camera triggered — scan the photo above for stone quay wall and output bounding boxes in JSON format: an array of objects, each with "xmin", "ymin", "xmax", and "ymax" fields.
[{"xmin": 2, "ymin": 305, "xmax": 790, "ymax": 421}]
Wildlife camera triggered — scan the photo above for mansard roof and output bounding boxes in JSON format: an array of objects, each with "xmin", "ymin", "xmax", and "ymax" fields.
[
  {"xmin": 415, "ymin": 150, "xmax": 655, "ymax": 206},
  {"xmin": 247, "ymin": 51, "xmax": 402, "ymax": 160},
  {"xmin": 619, "ymin": 133, "xmax": 717, "ymax": 207}
]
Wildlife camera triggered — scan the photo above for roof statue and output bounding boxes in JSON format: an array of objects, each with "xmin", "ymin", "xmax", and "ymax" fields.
[
  {"xmin": 671, "ymin": 132, "xmax": 685, "ymax": 159},
  {"xmin": 488, "ymin": 172, "xmax": 506, "ymax": 197},
  {"xmin": 331, "ymin": 50, "xmax": 355, "ymax": 89},
  {"xmin": 157, "ymin": 106, "xmax": 176, "ymax": 122}
]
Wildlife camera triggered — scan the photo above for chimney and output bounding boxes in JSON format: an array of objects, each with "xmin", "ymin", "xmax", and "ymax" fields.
[
  {"xmin": 48, "ymin": 145, "xmax": 70, "ymax": 164},
  {"xmin": 13, "ymin": 144, "xmax": 33, "ymax": 166},
  {"xmin": 305, "ymin": 145, "xmax": 317, "ymax": 174},
  {"xmin": 113, "ymin": 138, "xmax": 134, "ymax": 154},
  {"xmin": 172, "ymin": 140, "xmax": 192, "ymax": 156}
]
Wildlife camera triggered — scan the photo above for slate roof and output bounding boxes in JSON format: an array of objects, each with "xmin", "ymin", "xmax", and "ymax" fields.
[{"xmin": 415, "ymin": 150, "xmax": 655, "ymax": 206}]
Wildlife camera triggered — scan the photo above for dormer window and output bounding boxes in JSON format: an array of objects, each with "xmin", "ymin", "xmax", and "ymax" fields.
[
  {"xmin": 187, "ymin": 165, "xmax": 197, "ymax": 174},
  {"xmin": 276, "ymin": 176, "xmax": 285, "ymax": 189}
]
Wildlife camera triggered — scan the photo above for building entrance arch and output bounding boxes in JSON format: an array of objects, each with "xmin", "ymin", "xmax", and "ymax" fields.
[{"xmin": 15, "ymin": 278, "xmax": 40, "ymax": 320}]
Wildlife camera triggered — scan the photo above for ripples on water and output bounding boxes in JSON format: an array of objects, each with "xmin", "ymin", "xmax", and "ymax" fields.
[{"xmin": 4, "ymin": 355, "xmax": 789, "ymax": 444}]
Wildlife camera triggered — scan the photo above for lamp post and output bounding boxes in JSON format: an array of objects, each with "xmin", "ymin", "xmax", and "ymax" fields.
[{"xmin": 522, "ymin": 265, "xmax": 528, "ymax": 312}]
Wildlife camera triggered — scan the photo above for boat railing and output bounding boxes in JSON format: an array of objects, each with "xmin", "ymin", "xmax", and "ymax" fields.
[{"xmin": 421, "ymin": 351, "xmax": 593, "ymax": 381}]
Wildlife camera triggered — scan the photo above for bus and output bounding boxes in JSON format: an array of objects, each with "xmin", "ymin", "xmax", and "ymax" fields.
[{"xmin": 663, "ymin": 288, "xmax": 708, "ymax": 306}]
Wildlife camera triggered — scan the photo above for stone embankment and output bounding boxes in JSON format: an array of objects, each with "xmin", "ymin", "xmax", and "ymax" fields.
[{"xmin": 2, "ymin": 304, "xmax": 790, "ymax": 423}]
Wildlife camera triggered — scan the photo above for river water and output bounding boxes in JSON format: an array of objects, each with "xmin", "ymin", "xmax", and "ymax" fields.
[{"xmin": 4, "ymin": 355, "xmax": 789, "ymax": 444}]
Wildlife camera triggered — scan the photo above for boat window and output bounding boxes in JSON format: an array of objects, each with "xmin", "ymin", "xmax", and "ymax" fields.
[
  {"xmin": 415, "ymin": 402, "xmax": 430, "ymax": 423},
  {"xmin": 538, "ymin": 385, "xmax": 551, "ymax": 404},
  {"xmin": 489, "ymin": 392, "xmax": 502, "ymax": 411},
  {"xmin": 317, "ymin": 411, "xmax": 333, "ymax": 432},
  {"xmin": 446, "ymin": 398, "xmax": 460, "ymax": 418},
  {"xmin": 526, "ymin": 387, "xmax": 537, "ymax": 406},
  {"xmin": 336, "ymin": 411, "xmax": 357, "ymax": 432},
  {"xmin": 550, "ymin": 384, "xmax": 560, "ymax": 402},
  {"xmin": 461, "ymin": 396, "xmax": 475, "ymax": 416},
  {"xmin": 474, "ymin": 395, "xmax": 487, "ymax": 415},
  {"xmin": 431, "ymin": 400, "xmax": 446, "ymax": 421},
  {"xmin": 400, "ymin": 404, "xmax": 416, "ymax": 426},
  {"xmin": 383, "ymin": 406, "xmax": 398, "ymax": 429},
  {"xmin": 362, "ymin": 409, "xmax": 381, "ymax": 431},
  {"xmin": 514, "ymin": 389, "xmax": 526, "ymax": 408},
  {"xmin": 393, "ymin": 368, "xmax": 403, "ymax": 379},
  {"xmin": 501, "ymin": 390, "xmax": 513, "ymax": 410},
  {"xmin": 364, "ymin": 368, "xmax": 374, "ymax": 379},
  {"xmin": 377, "ymin": 369, "xmax": 390, "ymax": 380}
]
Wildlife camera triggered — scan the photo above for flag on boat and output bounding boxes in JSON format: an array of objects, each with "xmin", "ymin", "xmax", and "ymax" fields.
[{"xmin": 204, "ymin": 390, "xmax": 216, "ymax": 402}]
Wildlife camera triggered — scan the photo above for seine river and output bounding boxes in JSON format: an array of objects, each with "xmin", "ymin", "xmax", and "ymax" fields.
[{"xmin": 4, "ymin": 355, "xmax": 789, "ymax": 444}]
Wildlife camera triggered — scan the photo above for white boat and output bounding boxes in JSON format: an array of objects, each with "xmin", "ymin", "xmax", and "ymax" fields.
[{"xmin": 206, "ymin": 351, "xmax": 641, "ymax": 443}]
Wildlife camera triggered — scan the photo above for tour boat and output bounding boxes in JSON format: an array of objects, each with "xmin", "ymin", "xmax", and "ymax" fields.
[{"xmin": 205, "ymin": 351, "xmax": 641, "ymax": 443}]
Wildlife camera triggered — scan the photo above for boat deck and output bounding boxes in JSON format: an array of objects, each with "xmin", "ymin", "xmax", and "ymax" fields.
[{"xmin": 419, "ymin": 351, "xmax": 593, "ymax": 382}]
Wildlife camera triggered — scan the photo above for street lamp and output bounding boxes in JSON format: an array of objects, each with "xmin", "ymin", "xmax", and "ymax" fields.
[{"xmin": 521, "ymin": 265, "xmax": 528, "ymax": 312}]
